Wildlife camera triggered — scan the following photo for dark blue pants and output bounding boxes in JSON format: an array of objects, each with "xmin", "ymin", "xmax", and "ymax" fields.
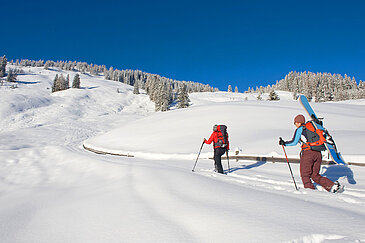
[{"xmin": 214, "ymin": 148, "xmax": 226, "ymax": 174}]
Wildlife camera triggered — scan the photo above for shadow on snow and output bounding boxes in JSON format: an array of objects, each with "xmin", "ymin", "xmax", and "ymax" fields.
[
  {"xmin": 226, "ymin": 160, "xmax": 267, "ymax": 173},
  {"xmin": 15, "ymin": 81, "xmax": 40, "ymax": 84},
  {"xmin": 321, "ymin": 165, "xmax": 357, "ymax": 185},
  {"xmin": 225, "ymin": 161, "xmax": 357, "ymax": 186}
]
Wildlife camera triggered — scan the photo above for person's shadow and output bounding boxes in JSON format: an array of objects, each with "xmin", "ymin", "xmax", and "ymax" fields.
[
  {"xmin": 321, "ymin": 165, "xmax": 356, "ymax": 184},
  {"xmin": 226, "ymin": 158, "xmax": 267, "ymax": 173}
]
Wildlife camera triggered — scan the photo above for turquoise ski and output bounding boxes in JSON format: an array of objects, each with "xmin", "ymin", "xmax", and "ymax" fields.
[{"xmin": 299, "ymin": 95, "xmax": 346, "ymax": 165}]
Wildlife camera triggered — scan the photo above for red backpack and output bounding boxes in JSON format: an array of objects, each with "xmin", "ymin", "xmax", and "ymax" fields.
[{"xmin": 301, "ymin": 121, "xmax": 326, "ymax": 151}]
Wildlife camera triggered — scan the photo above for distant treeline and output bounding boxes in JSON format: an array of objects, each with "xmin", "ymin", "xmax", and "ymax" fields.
[
  {"xmin": 8, "ymin": 58, "xmax": 217, "ymax": 111},
  {"xmin": 247, "ymin": 71, "xmax": 365, "ymax": 102},
  {"xmin": 8, "ymin": 57, "xmax": 364, "ymax": 104}
]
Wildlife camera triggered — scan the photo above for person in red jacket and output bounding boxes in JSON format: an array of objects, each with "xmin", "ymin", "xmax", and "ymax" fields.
[{"xmin": 204, "ymin": 125, "xmax": 229, "ymax": 174}]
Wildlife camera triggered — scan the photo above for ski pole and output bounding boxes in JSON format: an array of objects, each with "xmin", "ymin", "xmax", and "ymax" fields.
[
  {"xmin": 226, "ymin": 150, "xmax": 230, "ymax": 172},
  {"xmin": 281, "ymin": 145, "xmax": 298, "ymax": 190},
  {"xmin": 192, "ymin": 140, "xmax": 205, "ymax": 172}
]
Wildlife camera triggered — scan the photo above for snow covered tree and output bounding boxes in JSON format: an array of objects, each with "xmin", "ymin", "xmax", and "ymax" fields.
[
  {"xmin": 72, "ymin": 74, "xmax": 81, "ymax": 88},
  {"xmin": 268, "ymin": 90, "xmax": 280, "ymax": 101},
  {"xmin": 133, "ymin": 80, "xmax": 140, "ymax": 94},
  {"xmin": 6, "ymin": 69, "xmax": 17, "ymax": 82},
  {"xmin": 358, "ymin": 81, "xmax": 365, "ymax": 99},
  {"xmin": 0, "ymin": 55, "xmax": 7, "ymax": 77},
  {"xmin": 155, "ymin": 81, "xmax": 170, "ymax": 112},
  {"xmin": 44, "ymin": 60, "xmax": 52, "ymax": 70},
  {"xmin": 359, "ymin": 80, "xmax": 365, "ymax": 90},
  {"xmin": 66, "ymin": 74, "xmax": 70, "ymax": 89},
  {"xmin": 292, "ymin": 90, "xmax": 298, "ymax": 100},
  {"xmin": 228, "ymin": 85, "xmax": 232, "ymax": 92},
  {"xmin": 52, "ymin": 74, "xmax": 69, "ymax": 92},
  {"xmin": 52, "ymin": 74, "xmax": 58, "ymax": 92},
  {"xmin": 292, "ymin": 76, "xmax": 300, "ymax": 100},
  {"xmin": 235, "ymin": 86, "xmax": 239, "ymax": 93},
  {"xmin": 177, "ymin": 84, "xmax": 190, "ymax": 108}
]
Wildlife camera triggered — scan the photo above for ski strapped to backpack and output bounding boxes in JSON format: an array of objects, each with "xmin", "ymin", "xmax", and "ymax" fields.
[
  {"xmin": 214, "ymin": 125, "xmax": 229, "ymax": 149},
  {"xmin": 301, "ymin": 121, "xmax": 327, "ymax": 151},
  {"xmin": 299, "ymin": 95, "xmax": 345, "ymax": 164}
]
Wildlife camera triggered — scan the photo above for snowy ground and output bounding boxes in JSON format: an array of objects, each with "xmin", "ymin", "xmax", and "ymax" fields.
[{"xmin": 1, "ymin": 66, "xmax": 365, "ymax": 242}]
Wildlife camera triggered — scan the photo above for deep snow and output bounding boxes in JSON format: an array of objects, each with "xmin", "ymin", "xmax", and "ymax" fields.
[{"xmin": 1, "ymin": 66, "xmax": 365, "ymax": 243}]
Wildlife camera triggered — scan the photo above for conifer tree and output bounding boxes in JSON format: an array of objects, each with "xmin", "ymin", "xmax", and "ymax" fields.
[
  {"xmin": 268, "ymin": 90, "xmax": 280, "ymax": 101},
  {"xmin": 44, "ymin": 60, "xmax": 52, "ymax": 70},
  {"xmin": 177, "ymin": 84, "xmax": 190, "ymax": 108},
  {"xmin": 66, "ymin": 74, "xmax": 70, "ymax": 89},
  {"xmin": 358, "ymin": 81, "xmax": 365, "ymax": 98},
  {"xmin": 72, "ymin": 74, "xmax": 81, "ymax": 88},
  {"xmin": 52, "ymin": 74, "xmax": 59, "ymax": 92},
  {"xmin": 292, "ymin": 90, "xmax": 298, "ymax": 100},
  {"xmin": 133, "ymin": 80, "xmax": 140, "ymax": 94},
  {"xmin": 0, "ymin": 55, "xmax": 7, "ymax": 77},
  {"xmin": 6, "ymin": 69, "xmax": 17, "ymax": 82},
  {"xmin": 52, "ymin": 74, "xmax": 69, "ymax": 92},
  {"xmin": 228, "ymin": 85, "xmax": 232, "ymax": 92},
  {"xmin": 158, "ymin": 82, "xmax": 170, "ymax": 112}
]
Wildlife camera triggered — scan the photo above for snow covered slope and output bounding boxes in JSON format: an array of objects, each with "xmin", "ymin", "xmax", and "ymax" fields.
[
  {"xmin": 0, "ymin": 66, "xmax": 154, "ymax": 149},
  {"xmin": 1, "ymin": 66, "xmax": 365, "ymax": 243},
  {"xmin": 84, "ymin": 91, "xmax": 365, "ymax": 164}
]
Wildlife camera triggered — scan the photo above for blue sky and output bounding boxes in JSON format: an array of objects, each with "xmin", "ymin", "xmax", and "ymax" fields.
[{"xmin": 2, "ymin": 0, "xmax": 365, "ymax": 91}]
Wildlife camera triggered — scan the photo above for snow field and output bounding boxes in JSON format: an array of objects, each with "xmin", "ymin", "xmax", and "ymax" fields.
[
  {"xmin": 1, "ymin": 66, "xmax": 365, "ymax": 242},
  {"xmin": 85, "ymin": 92, "xmax": 365, "ymax": 164}
]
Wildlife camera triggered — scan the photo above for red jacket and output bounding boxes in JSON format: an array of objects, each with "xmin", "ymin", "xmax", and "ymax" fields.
[{"xmin": 205, "ymin": 131, "xmax": 230, "ymax": 150}]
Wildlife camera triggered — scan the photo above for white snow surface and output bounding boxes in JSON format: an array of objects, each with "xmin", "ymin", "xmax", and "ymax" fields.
[{"xmin": 1, "ymin": 66, "xmax": 365, "ymax": 243}]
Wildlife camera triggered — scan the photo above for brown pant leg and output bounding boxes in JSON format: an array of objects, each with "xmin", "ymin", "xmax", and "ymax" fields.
[
  {"xmin": 300, "ymin": 151, "xmax": 316, "ymax": 189},
  {"xmin": 311, "ymin": 151, "xmax": 334, "ymax": 192}
]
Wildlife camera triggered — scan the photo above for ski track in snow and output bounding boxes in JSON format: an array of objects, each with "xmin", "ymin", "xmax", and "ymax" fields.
[
  {"xmin": 197, "ymin": 162, "xmax": 365, "ymax": 207},
  {"xmin": 1, "ymin": 66, "xmax": 365, "ymax": 242}
]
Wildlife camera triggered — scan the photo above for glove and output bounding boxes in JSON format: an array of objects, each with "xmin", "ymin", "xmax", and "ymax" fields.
[
  {"xmin": 203, "ymin": 138, "xmax": 207, "ymax": 143},
  {"xmin": 279, "ymin": 137, "xmax": 285, "ymax": 146}
]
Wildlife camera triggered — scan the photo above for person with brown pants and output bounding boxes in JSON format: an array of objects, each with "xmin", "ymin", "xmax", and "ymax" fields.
[{"xmin": 279, "ymin": 114, "xmax": 343, "ymax": 193}]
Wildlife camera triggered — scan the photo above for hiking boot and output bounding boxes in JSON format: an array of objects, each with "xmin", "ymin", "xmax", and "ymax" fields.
[{"xmin": 330, "ymin": 181, "xmax": 344, "ymax": 193}]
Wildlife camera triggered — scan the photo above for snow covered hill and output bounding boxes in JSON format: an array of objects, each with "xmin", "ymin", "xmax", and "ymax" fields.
[
  {"xmin": 84, "ymin": 91, "xmax": 365, "ymax": 165},
  {"xmin": 1, "ymin": 66, "xmax": 365, "ymax": 242}
]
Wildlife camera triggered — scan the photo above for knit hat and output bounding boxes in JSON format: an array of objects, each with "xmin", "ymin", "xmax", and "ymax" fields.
[{"xmin": 294, "ymin": 114, "xmax": 305, "ymax": 124}]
